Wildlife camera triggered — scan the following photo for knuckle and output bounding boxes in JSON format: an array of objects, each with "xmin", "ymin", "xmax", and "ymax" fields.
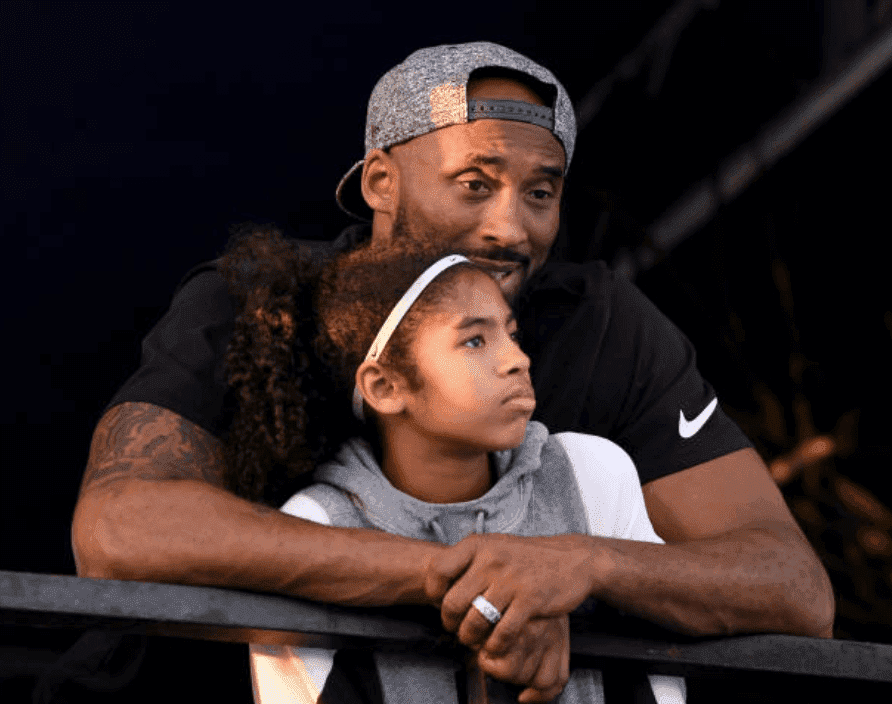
[
  {"xmin": 424, "ymin": 576, "xmax": 442, "ymax": 601},
  {"xmin": 440, "ymin": 592, "xmax": 461, "ymax": 615},
  {"xmin": 523, "ymin": 658, "xmax": 541, "ymax": 683},
  {"xmin": 459, "ymin": 624, "xmax": 483, "ymax": 647},
  {"xmin": 481, "ymin": 658, "xmax": 512, "ymax": 681},
  {"xmin": 493, "ymin": 628, "xmax": 520, "ymax": 648},
  {"xmin": 485, "ymin": 639, "xmax": 506, "ymax": 657},
  {"xmin": 533, "ymin": 670, "xmax": 555, "ymax": 689},
  {"xmin": 441, "ymin": 609, "xmax": 459, "ymax": 632},
  {"xmin": 502, "ymin": 620, "xmax": 523, "ymax": 641},
  {"xmin": 456, "ymin": 623, "xmax": 471, "ymax": 644}
]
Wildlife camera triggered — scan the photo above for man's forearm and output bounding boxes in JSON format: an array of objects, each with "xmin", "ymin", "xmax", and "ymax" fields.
[
  {"xmin": 72, "ymin": 477, "xmax": 442, "ymax": 607},
  {"xmin": 589, "ymin": 522, "xmax": 835, "ymax": 638}
]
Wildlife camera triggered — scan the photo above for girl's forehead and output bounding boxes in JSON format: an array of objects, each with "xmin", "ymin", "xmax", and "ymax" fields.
[{"xmin": 430, "ymin": 269, "xmax": 511, "ymax": 321}]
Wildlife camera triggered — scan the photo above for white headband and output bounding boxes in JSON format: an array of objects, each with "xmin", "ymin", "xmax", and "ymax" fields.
[{"xmin": 352, "ymin": 254, "xmax": 471, "ymax": 421}]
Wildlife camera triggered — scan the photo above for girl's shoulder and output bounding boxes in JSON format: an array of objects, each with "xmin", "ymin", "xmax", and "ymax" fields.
[
  {"xmin": 550, "ymin": 431, "xmax": 637, "ymax": 484},
  {"xmin": 278, "ymin": 483, "xmax": 366, "ymax": 529},
  {"xmin": 279, "ymin": 489, "xmax": 335, "ymax": 525},
  {"xmin": 549, "ymin": 431, "xmax": 658, "ymax": 541}
]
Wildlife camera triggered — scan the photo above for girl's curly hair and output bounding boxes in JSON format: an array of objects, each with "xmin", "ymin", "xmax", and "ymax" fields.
[{"xmin": 217, "ymin": 223, "xmax": 484, "ymax": 507}]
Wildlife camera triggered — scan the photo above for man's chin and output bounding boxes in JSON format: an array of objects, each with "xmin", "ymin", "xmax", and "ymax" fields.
[
  {"xmin": 500, "ymin": 263, "xmax": 541, "ymax": 303},
  {"xmin": 489, "ymin": 266, "xmax": 523, "ymax": 303}
]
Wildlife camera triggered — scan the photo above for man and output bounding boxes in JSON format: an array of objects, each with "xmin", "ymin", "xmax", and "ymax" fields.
[{"xmin": 71, "ymin": 42, "xmax": 834, "ymax": 701}]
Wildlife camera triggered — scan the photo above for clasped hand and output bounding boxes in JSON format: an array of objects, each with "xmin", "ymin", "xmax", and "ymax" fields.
[{"xmin": 425, "ymin": 534, "xmax": 597, "ymax": 703}]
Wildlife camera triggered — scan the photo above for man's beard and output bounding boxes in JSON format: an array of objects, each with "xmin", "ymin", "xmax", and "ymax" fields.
[{"xmin": 391, "ymin": 203, "xmax": 531, "ymax": 274}]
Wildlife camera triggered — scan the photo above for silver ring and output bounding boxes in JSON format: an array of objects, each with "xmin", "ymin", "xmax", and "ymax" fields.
[{"xmin": 471, "ymin": 595, "xmax": 502, "ymax": 625}]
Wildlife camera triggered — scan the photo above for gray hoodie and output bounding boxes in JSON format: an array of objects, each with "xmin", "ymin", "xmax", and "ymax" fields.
[{"xmin": 277, "ymin": 420, "xmax": 685, "ymax": 704}]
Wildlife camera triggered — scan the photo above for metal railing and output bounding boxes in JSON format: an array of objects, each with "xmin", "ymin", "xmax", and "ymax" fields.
[{"xmin": 3, "ymin": 569, "xmax": 892, "ymax": 700}]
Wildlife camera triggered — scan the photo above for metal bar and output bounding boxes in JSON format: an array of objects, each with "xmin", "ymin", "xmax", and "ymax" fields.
[
  {"xmin": 614, "ymin": 20, "xmax": 892, "ymax": 280},
  {"xmin": 3, "ymin": 570, "xmax": 892, "ymax": 682},
  {"xmin": 0, "ymin": 571, "xmax": 441, "ymax": 651}
]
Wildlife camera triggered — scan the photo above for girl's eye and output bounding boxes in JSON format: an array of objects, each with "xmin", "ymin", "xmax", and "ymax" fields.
[
  {"xmin": 510, "ymin": 329, "xmax": 523, "ymax": 343},
  {"xmin": 464, "ymin": 335, "xmax": 484, "ymax": 348}
]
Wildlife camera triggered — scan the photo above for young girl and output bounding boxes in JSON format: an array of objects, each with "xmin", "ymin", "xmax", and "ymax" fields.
[{"xmin": 218, "ymin": 227, "xmax": 686, "ymax": 704}]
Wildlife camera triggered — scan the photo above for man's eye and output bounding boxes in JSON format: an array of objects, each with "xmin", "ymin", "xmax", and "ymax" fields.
[
  {"xmin": 530, "ymin": 189, "xmax": 553, "ymax": 200},
  {"xmin": 462, "ymin": 180, "xmax": 488, "ymax": 193}
]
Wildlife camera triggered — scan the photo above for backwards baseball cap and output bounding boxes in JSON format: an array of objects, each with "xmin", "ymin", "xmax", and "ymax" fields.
[{"xmin": 336, "ymin": 41, "xmax": 577, "ymax": 221}]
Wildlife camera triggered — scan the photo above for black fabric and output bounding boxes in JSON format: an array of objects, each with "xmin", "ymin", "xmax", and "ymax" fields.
[
  {"xmin": 601, "ymin": 663, "xmax": 660, "ymax": 704},
  {"xmin": 517, "ymin": 257, "xmax": 753, "ymax": 484},
  {"xmin": 317, "ymin": 649, "xmax": 384, "ymax": 704},
  {"xmin": 31, "ymin": 631, "xmax": 147, "ymax": 703},
  {"xmin": 103, "ymin": 258, "xmax": 239, "ymax": 439},
  {"xmin": 105, "ymin": 222, "xmax": 752, "ymax": 483}
]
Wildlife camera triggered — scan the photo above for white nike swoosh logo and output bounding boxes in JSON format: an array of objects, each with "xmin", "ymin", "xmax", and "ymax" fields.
[{"xmin": 679, "ymin": 398, "xmax": 719, "ymax": 438}]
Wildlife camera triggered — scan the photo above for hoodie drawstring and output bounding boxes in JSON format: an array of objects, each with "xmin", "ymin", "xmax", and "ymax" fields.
[
  {"xmin": 429, "ymin": 509, "xmax": 488, "ymax": 543},
  {"xmin": 429, "ymin": 517, "xmax": 448, "ymax": 543}
]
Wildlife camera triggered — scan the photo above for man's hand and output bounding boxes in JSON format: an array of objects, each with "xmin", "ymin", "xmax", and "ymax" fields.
[
  {"xmin": 470, "ymin": 615, "xmax": 571, "ymax": 704},
  {"xmin": 427, "ymin": 449, "xmax": 836, "ymax": 649},
  {"xmin": 425, "ymin": 533, "xmax": 596, "ymax": 654}
]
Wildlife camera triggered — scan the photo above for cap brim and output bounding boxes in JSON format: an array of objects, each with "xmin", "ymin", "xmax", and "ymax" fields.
[{"xmin": 336, "ymin": 159, "xmax": 373, "ymax": 222}]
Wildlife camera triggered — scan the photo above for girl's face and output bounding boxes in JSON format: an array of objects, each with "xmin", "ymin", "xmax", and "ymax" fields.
[{"xmin": 401, "ymin": 268, "xmax": 535, "ymax": 452}]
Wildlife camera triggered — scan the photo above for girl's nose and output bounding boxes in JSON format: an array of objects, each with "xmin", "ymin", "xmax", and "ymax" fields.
[{"xmin": 501, "ymin": 340, "xmax": 531, "ymax": 375}]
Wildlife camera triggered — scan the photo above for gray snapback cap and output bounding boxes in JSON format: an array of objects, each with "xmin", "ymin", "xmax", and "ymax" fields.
[{"xmin": 336, "ymin": 41, "xmax": 577, "ymax": 221}]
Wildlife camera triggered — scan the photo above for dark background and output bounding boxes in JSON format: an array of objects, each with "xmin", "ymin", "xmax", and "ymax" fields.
[{"xmin": 2, "ymin": 1, "xmax": 891, "ymax": 701}]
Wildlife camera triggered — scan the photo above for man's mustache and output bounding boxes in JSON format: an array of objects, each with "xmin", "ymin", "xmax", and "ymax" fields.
[{"xmin": 459, "ymin": 245, "xmax": 530, "ymax": 268}]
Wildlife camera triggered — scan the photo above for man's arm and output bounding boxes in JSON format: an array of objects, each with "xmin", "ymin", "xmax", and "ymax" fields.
[
  {"xmin": 73, "ymin": 401, "xmax": 573, "ymax": 701},
  {"xmin": 430, "ymin": 448, "xmax": 835, "ymax": 651},
  {"xmin": 71, "ymin": 401, "xmax": 442, "ymax": 606},
  {"xmin": 635, "ymin": 447, "xmax": 835, "ymax": 637}
]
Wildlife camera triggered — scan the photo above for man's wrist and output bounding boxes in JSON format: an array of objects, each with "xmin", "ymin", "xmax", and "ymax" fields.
[
  {"xmin": 574, "ymin": 533, "xmax": 614, "ymax": 601},
  {"xmin": 418, "ymin": 540, "xmax": 452, "ymax": 607}
]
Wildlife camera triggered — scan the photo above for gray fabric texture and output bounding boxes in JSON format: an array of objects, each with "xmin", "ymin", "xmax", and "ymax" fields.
[
  {"xmin": 363, "ymin": 42, "xmax": 575, "ymax": 168},
  {"xmin": 302, "ymin": 420, "xmax": 604, "ymax": 704}
]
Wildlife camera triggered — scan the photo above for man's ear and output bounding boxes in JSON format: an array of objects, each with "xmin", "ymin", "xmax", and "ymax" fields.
[
  {"xmin": 355, "ymin": 358, "xmax": 408, "ymax": 418},
  {"xmin": 361, "ymin": 148, "xmax": 398, "ymax": 216}
]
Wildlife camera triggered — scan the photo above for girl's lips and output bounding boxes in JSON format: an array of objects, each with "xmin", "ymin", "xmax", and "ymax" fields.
[
  {"xmin": 503, "ymin": 384, "xmax": 536, "ymax": 409},
  {"xmin": 503, "ymin": 395, "xmax": 536, "ymax": 412}
]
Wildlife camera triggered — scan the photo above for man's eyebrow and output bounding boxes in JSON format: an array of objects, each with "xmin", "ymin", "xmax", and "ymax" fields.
[
  {"xmin": 537, "ymin": 165, "xmax": 563, "ymax": 180},
  {"xmin": 455, "ymin": 312, "xmax": 517, "ymax": 330},
  {"xmin": 455, "ymin": 155, "xmax": 564, "ymax": 180}
]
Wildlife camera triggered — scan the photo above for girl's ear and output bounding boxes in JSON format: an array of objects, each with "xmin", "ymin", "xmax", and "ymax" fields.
[{"xmin": 356, "ymin": 359, "xmax": 408, "ymax": 417}]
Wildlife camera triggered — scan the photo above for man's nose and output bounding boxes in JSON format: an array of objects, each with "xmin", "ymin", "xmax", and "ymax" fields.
[{"xmin": 479, "ymin": 192, "xmax": 526, "ymax": 248}]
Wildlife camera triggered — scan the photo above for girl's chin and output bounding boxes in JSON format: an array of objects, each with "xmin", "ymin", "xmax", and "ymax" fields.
[
  {"xmin": 486, "ymin": 422, "xmax": 530, "ymax": 452},
  {"xmin": 429, "ymin": 416, "xmax": 530, "ymax": 453}
]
